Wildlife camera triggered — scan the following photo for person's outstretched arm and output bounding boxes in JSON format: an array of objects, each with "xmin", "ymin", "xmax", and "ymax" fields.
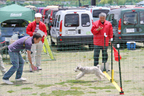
[{"xmin": 27, "ymin": 50, "xmax": 37, "ymax": 71}]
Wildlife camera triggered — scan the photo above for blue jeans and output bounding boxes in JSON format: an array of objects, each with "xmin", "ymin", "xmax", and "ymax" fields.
[
  {"xmin": 94, "ymin": 45, "xmax": 108, "ymax": 66},
  {"xmin": 3, "ymin": 51, "xmax": 24, "ymax": 80}
]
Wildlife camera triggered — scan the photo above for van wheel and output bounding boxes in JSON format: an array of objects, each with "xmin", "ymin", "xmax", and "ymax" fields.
[{"xmin": 89, "ymin": 44, "xmax": 94, "ymax": 50}]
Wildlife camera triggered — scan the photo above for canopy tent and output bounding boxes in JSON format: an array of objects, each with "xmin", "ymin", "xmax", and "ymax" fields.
[{"xmin": 0, "ymin": 4, "xmax": 35, "ymax": 23}]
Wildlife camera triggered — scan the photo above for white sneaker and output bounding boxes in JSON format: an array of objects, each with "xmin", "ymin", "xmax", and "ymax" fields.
[
  {"xmin": 37, "ymin": 67, "xmax": 42, "ymax": 70},
  {"xmin": 29, "ymin": 67, "xmax": 33, "ymax": 72},
  {"xmin": 15, "ymin": 77, "xmax": 26, "ymax": 81},
  {"xmin": 2, "ymin": 79, "xmax": 13, "ymax": 85},
  {"xmin": 29, "ymin": 69, "xmax": 33, "ymax": 72}
]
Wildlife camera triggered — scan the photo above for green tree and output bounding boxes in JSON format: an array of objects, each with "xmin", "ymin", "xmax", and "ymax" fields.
[
  {"xmin": 99, "ymin": 0, "xmax": 108, "ymax": 5},
  {"xmin": 108, "ymin": 0, "xmax": 113, "ymax": 5}
]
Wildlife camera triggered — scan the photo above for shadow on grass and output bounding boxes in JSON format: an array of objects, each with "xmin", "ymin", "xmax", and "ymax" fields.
[
  {"xmin": 47, "ymin": 90, "xmax": 84, "ymax": 96},
  {"xmin": 51, "ymin": 45, "xmax": 93, "ymax": 53},
  {"xmin": 23, "ymin": 70, "xmax": 40, "ymax": 73},
  {"xmin": 55, "ymin": 80, "xmax": 99, "ymax": 85},
  {"xmin": 1, "ymin": 81, "xmax": 33, "ymax": 85},
  {"xmin": 35, "ymin": 84, "xmax": 52, "ymax": 89}
]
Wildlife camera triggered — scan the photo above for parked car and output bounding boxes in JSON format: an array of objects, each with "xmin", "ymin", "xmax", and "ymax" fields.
[
  {"xmin": 44, "ymin": 8, "xmax": 59, "ymax": 35},
  {"xmin": 88, "ymin": 7, "xmax": 110, "ymax": 22},
  {"xmin": 45, "ymin": 8, "xmax": 70, "ymax": 35},
  {"xmin": 106, "ymin": 8, "xmax": 144, "ymax": 46},
  {"xmin": 37, "ymin": 7, "xmax": 44, "ymax": 13},
  {"xmin": 42, "ymin": 6, "xmax": 59, "ymax": 22},
  {"xmin": 42, "ymin": 8, "xmax": 50, "ymax": 22},
  {"xmin": 50, "ymin": 9, "xmax": 93, "ymax": 50}
]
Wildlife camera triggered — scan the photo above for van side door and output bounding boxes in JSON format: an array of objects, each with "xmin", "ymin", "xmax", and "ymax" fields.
[
  {"xmin": 81, "ymin": 13, "xmax": 92, "ymax": 35},
  {"xmin": 50, "ymin": 16, "xmax": 57, "ymax": 39},
  {"xmin": 55, "ymin": 15, "xmax": 61, "ymax": 36}
]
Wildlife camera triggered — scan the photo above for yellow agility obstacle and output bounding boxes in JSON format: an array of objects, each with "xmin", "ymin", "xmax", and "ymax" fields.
[
  {"xmin": 43, "ymin": 37, "xmax": 55, "ymax": 61},
  {"xmin": 103, "ymin": 71, "xmax": 122, "ymax": 93},
  {"xmin": 103, "ymin": 36, "xmax": 124, "ymax": 95}
]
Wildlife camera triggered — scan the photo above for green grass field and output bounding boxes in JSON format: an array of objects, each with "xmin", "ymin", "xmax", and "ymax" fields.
[{"xmin": 0, "ymin": 43, "xmax": 144, "ymax": 96}]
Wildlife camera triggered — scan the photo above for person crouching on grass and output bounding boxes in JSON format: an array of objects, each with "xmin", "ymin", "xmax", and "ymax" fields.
[{"xmin": 2, "ymin": 33, "xmax": 42, "ymax": 85}]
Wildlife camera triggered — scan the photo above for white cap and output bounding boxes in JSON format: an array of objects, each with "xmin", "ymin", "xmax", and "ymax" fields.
[{"xmin": 35, "ymin": 13, "xmax": 42, "ymax": 18}]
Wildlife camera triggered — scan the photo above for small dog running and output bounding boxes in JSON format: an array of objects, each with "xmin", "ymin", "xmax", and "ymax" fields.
[{"xmin": 74, "ymin": 65, "xmax": 106, "ymax": 80}]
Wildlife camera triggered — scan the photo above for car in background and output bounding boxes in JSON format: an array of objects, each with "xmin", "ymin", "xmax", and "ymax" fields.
[
  {"xmin": 42, "ymin": 8, "xmax": 50, "ymax": 22},
  {"xmin": 42, "ymin": 6, "xmax": 59, "ymax": 22},
  {"xmin": 88, "ymin": 7, "xmax": 110, "ymax": 22},
  {"xmin": 106, "ymin": 8, "xmax": 144, "ymax": 47},
  {"xmin": 44, "ymin": 8, "xmax": 59, "ymax": 35},
  {"xmin": 25, "ymin": 5, "xmax": 37, "ymax": 12},
  {"xmin": 37, "ymin": 7, "xmax": 44, "ymax": 13},
  {"xmin": 50, "ymin": 9, "xmax": 93, "ymax": 51}
]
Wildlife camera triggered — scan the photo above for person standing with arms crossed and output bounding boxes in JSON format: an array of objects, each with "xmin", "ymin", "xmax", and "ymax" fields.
[
  {"xmin": 2, "ymin": 33, "xmax": 42, "ymax": 84},
  {"xmin": 26, "ymin": 13, "xmax": 47, "ymax": 72},
  {"xmin": 91, "ymin": 13, "xmax": 113, "ymax": 71}
]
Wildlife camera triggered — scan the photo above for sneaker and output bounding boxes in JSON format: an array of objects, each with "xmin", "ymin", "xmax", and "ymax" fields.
[
  {"xmin": 101, "ymin": 63, "xmax": 109, "ymax": 72},
  {"xmin": 29, "ymin": 67, "xmax": 33, "ymax": 72},
  {"xmin": 15, "ymin": 77, "xmax": 26, "ymax": 81},
  {"xmin": 29, "ymin": 69, "xmax": 33, "ymax": 72},
  {"xmin": 2, "ymin": 79, "xmax": 13, "ymax": 85},
  {"xmin": 37, "ymin": 67, "xmax": 42, "ymax": 70}
]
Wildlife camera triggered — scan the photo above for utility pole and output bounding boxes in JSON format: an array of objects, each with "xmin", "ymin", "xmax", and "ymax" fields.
[
  {"xmin": 78, "ymin": 0, "xmax": 81, "ymax": 7},
  {"xmin": 91, "ymin": 0, "xmax": 96, "ymax": 6}
]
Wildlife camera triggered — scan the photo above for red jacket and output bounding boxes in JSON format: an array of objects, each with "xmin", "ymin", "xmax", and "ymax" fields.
[
  {"xmin": 26, "ymin": 21, "xmax": 47, "ymax": 43},
  {"xmin": 91, "ymin": 20, "xmax": 113, "ymax": 46}
]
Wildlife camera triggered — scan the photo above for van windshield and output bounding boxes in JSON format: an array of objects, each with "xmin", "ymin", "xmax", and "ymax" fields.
[
  {"xmin": 123, "ymin": 12, "xmax": 138, "ymax": 25},
  {"xmin": 65, "ymin": 14, "xmax": 79, "ymax": 27},
  {"xmin": 93, "ymin": 9, "xmax": 109, "ymax": 18},
  {"xmin": 140, "ymin": 11, "xmax": 144, "ymax": 24}
]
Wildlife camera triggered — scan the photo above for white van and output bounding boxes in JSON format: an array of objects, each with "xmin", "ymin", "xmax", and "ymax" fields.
[
  {"xmin": 88, "ymin": 7, "xmax": 110, "ymax": 22},
  {"xmin": 50, "ymin": 9, "xmax": 93, "ymax": 50}
]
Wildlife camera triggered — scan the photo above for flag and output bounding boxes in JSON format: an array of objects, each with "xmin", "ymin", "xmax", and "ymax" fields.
[{"xmin": 113, "ymin": 46, "xmax": 122, "ymax": 61}]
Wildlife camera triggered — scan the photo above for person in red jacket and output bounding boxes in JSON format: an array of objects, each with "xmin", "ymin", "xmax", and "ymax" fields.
[
  {"xmin": 26, "ymin": 13, "xmax": 47, "ymax": 72},
  {"xmin": 91, "ymin": 13, "xmax": 113, "ymax": 67}
]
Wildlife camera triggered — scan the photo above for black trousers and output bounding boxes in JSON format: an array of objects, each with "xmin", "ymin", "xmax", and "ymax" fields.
[{"xmin": 94, "ymin": 45, "xmax": 108, "ymax": 66}]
